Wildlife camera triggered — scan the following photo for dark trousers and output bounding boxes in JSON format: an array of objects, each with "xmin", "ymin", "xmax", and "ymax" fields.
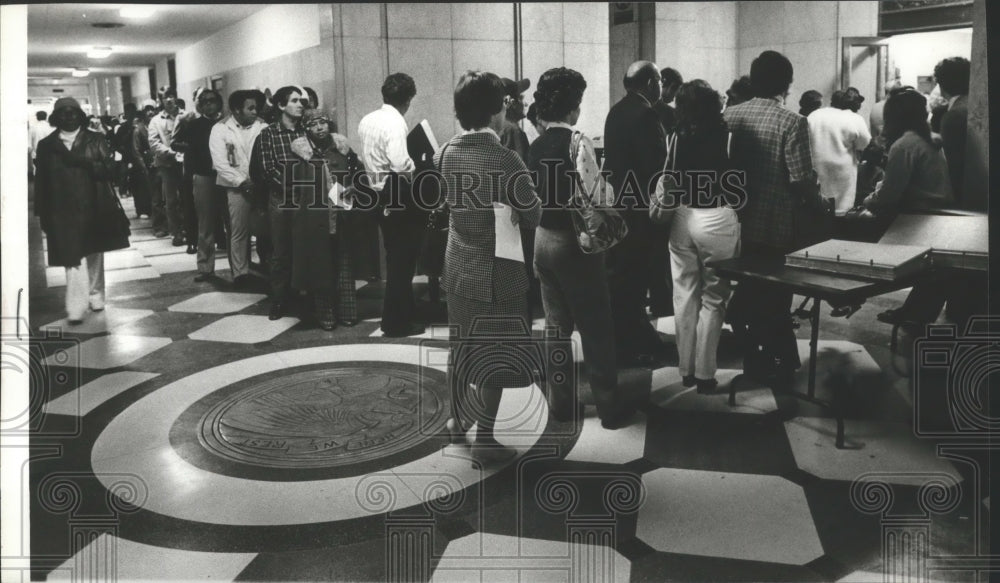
[
  {"xmin": 182, "ymin": 168, "xmax": 197, "ymax": 243},
  {"xmin": 534, "ymin": 227, "xmax": 620, "ymax": 419},
  {"xmin": 899, "ymin": 269, "xmax": 987, "ymax": 330},
  {"xmin": 377, "ymin": 209, "xmax": 426, "ymax": 334},
  {"xmin": 150, "ymin": 167, "xmax": 166, "ymax": 233},
  {"xmin": 267, "ymin": 197, "xmax": 295, "ymax": 302},
  {"xmin": 727, "ymin": 245, "xmax": 801, "ymax": 374},
  {"xmin": 129, "ymin": 163, "xmax": 153, "ymax": 216},
  {"xmin": 648, "ymin": 224, "xmax": 673, "ymax": 316},
  {"xmin": 608, "ymin": 210, "xmax": 663, "ymax": 357}
]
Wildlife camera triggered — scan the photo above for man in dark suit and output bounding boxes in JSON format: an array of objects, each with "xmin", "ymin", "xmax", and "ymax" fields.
[
  {"xmin": 648, "ymin": 66, "xmax": 683, "ymax": 319},
  {"xmin": 933, "ymin": 57, "xmax": 970, "ymax": 207},
  {"xmin": 603, "ymin": 61, "xmax": 668, "ymax": 367}
]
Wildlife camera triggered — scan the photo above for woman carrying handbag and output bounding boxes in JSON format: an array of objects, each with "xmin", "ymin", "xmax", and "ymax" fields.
[
  {"xmin": 650, "ymin": 81, "xmax": 741, "ymax": 393},
  {"xmin": 35, "ymin": 97, "xmax": 131, "ymax": 324}
]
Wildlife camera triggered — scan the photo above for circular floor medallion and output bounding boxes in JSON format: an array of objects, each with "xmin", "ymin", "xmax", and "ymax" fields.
[{"xmin": 198, "ymin": 363, "xmax": 447, "ymax": 471}]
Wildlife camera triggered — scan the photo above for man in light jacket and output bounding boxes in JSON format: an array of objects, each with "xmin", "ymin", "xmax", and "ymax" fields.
[
  {"xmin": 209, "ymin": 89, "xmax": 268, "ymax": 287},
  {"xmin": 147, "ymin": 89, "xmax": 186, "ymax": 242}
]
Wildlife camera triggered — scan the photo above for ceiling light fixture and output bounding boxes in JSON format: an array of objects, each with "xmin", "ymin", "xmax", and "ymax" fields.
[
  {"xmin": 119, "ymin": 6, "xmax": 156, "ymax": 18},
  {"xmin": 87, "ymin": 46, "xmax": 113, "ymax": 59},
  {"xmin": 72, "ymin": 68, "xmax": 90, "ymax": 78}
]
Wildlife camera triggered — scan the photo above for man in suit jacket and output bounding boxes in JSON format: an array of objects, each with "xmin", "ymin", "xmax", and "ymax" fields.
[
  {"xmin": 933, "ymin": 57, "xmax": 970, "ymax": 206},
  {"xmin": 602, "ymin": 61, "xmax": 668, "ymax": 367}
]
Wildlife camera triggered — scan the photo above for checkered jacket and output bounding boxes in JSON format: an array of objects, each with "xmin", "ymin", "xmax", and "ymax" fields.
[
  {"xmin": 724, "ymin": 98, "xmax": 815, "ymax": 250},
  {"xmin": 256, "ymin": 122, "xmax": 306, "ymax": 193},
  {"xmin": 434, "ymin": 131, "xmax": 542, "ymax": 303}
]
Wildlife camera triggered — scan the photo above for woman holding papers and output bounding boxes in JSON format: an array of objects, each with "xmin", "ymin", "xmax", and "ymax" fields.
[
  {"xmin": 289, "ymin": 107, "xmax": 364, "ymax": 330},
  {"xmin": 651, "ymin": 81, "xmax": 741, "ymax": 394},
  {"xmin": 527, "ymin": 67, "xmax": 634, "ymax": 430},
  {"xmin": 435, "ymin": 71, "xmax": 542, "ymax": 463}
]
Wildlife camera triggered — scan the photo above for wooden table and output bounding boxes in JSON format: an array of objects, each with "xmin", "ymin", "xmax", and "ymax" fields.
[{"xmin": 709, "ymin": 255, "xmax": 921, "ymax": 448}]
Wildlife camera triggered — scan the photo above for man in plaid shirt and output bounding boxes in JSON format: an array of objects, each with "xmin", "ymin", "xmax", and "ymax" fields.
[
  {"xmin": 255, "ymin": 86, "xmax": 306, "ymax": 320},
  {"xmin": 724, "ymin": 50, "xmax": 819, "ymax": 388}
]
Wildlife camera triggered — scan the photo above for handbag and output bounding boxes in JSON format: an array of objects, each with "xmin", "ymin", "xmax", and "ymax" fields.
[
  {"xmin": 93, "ymin": 180, "xmax": 131, "ymax": 252},
  {"xmin": 650, "ymin": 132, "xmax": 680, "ymax": 225},
  {"xmin": 426, "ymin": 143, "xmax": 450, "ymax": 232},
  {"xmin": 568, "ymin": 131, "xmax": 628, "ymax": 254}
]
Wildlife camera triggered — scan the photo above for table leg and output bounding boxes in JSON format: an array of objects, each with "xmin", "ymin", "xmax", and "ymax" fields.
[{"xmin": 807, "ymin": 299, "xmax": 820, "ymax": 399}]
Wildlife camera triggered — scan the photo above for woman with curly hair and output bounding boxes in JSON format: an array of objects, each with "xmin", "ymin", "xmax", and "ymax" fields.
[
  {"xmin": 527, "ymin": 67, "xmax": 632, "ymax": 429},
  {"xmin": 651, "ymin": 81, "xmax": 741, "ymax": 393}
]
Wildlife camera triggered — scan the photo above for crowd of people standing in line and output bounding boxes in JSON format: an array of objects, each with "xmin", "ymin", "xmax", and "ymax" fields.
[{"xmin": 32, "ymin": 49, "xmax": 974, "ymax": 459}]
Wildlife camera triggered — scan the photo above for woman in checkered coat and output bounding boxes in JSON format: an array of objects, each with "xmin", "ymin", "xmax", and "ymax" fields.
[{"xmin": 435, "ymin": 71, "xmax": 542, "ymax": 462}]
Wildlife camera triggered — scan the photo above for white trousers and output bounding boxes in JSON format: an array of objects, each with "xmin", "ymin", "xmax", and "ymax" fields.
[
  {"xmin": 669, "ymin": 207, "xmax": 740, "ymax": 380},
  {"xmin": 65, "ymin": 253, "xmax": 105, "ymax": 320},
  {"xmin": 227, "ymin": 189, "xmax": 252, "ymax": 277}
]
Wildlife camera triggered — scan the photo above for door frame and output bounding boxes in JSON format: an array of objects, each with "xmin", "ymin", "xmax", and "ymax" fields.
[{"xmin": 841, "ymin": 36, "xmax": 890, "ymax": 101}]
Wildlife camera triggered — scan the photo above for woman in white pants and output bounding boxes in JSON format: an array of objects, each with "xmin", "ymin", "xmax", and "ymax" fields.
[
  {"xmin": 35, "ymin": 97, "xmax": 130, "ymax": 324},
  {"xmin": 651, "ymin": 81, "xmax": 741, "ymax": 392}
]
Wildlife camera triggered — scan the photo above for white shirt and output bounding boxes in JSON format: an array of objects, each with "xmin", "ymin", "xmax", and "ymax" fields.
[
  {"xmin": 357, "ymin": 103, "xmax": 415, "ymax": 191},
  {"xmin": 31, "ymin": 123, "xmax": 53, "ymax": 158},
  {"xmin": 58, "ymin": 128, "xmax": 80, "ymax": 151},
  {"xmin": 807, "ymin": 107, "xmax": 872, "ymax": 214},
  {"xmin": 209, "ymin": 115, "xmax": 268, "ymax": 188}
]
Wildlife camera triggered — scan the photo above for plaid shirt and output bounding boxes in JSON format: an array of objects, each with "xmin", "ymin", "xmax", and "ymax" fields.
[
  {"xmin": 724, "ymin": 97, "xmax": 815, "ymax": 250},
  {"xmin": 434, "ymin": 130, "xmax": 541, "ymax": 303},
  {"xmin": 257, "ymin": 122, "xmax": 306, "ymax": 192}
]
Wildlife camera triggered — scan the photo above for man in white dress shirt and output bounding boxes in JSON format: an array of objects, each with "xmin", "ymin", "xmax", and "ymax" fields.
[{"xmin": 357, "ymin": 73, "xmax": 425, "ymax": 337}]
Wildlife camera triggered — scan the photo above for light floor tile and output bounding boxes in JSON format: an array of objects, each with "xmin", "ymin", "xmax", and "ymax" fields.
[
  {"xmin": 784, "ymin": 417, "xmax": 963, "ymax": 486},
  {"xmin": 354, "ymin": 279, "xmax": 369, "ymax": 290},
  {"xmin": 146, "ymin": 252, "xmax": 230, "ymax": 275},
  {"xmin": 168, "ymin": 292, "xmax": 266, "ymax": 314},
  {"xmin": 796, "ymin": 339, "xmax": 883, "ymax": 386},
  {"xmin": 188, "ymin": 315, "xmax": 299, "ymax": 344},
  {"xmin": 105, "ymin": 266, "xmax": 161, "ymax": 284},
  {"xmin": 131, "ymin": 238, "xmax": 180, "ymax": 255},
  {"xmin": 654, "ymin": 315, "xmax": 732, "ymax": 336},
  {"xmin": 44, "ymin": 335, "xmax": 172, "ymax": 370},
  {"xmin": 369, "ymin": 324, "xmax": 452, "ymax": 339},
  {"xmin": 45, "ymin": 534, "xmax": 256, "ymax": 582},
  {"xmin": 836, "ymin": 570, "xmax": 954, "ymax": 583},
  {"xmin": 650, "ymin": 369, "xmax": 778, "ymax": 415},
  {"xmin": 44, "ymin": 371, "xmax": 160, "ymax": 416},
  {"xmin": 102, "ymin": 249, "xmax": 151, "ymax": 270},
  {"xmin": 432, "ymin": 533, "xmax": 631, "ymax": 583},
  {"xmin": 636, "ymin": 468, "xmax": 824, "ymax": 565},
  {"xmin": 41, "ymin": 307, "xmax": 155, "ymax": 335},
  {"xmin": 565, "ymin": 411, "xmax": 647, "ymax": 464}
]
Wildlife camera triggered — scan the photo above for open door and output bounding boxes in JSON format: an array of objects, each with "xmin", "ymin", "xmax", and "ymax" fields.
[{"xmin": 841, "ymin": 36, "xmax": 890, "ymax": 123}]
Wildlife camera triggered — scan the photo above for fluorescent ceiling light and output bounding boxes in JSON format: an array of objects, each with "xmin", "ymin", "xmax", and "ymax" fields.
[
  {"xmin": 87, "ymin": 46, "xmax": 113, "ymax": 59},
  {"xmin": 119, "ymin": 6, "xmax": 156, "ymax": 18},
  {"xmin": 72, "ymin": 68, "xmax": 90, "ymax": 78}
]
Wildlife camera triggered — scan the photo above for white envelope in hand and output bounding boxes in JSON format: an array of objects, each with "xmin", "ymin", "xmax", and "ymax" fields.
[
  {"xmin": 328, "ymin": 182, "xmax": 353, "ymax": 210},
  {"xmin": 493, "ymin": 203, "xmax": 524, "ymax": 263}
]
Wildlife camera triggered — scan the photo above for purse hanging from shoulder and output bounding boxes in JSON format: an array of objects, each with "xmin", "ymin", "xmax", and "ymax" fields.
[{"xmin": 568, "ymin": 131, "xmax": 628, "ymax": 254}]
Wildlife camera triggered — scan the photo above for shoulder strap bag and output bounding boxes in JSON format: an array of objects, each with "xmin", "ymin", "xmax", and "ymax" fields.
[{"xmin": 568, "ymin": 131, "xmax": 628, "ymax": 254}]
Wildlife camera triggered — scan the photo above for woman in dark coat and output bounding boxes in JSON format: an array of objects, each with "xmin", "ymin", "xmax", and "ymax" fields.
[
  {"xmin": 35, "ymin": 97, "xmax": 130, "ymax": 324},
  {"xmin": 435, "ymin": 71, "xmax": 542, "ymax": 463},
  {"xmin": 289, "ymin": 108, "xmax": 365, "ymax": 330}
]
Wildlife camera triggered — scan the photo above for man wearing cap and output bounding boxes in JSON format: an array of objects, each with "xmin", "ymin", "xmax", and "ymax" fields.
[
  {"xmin": 499, "ymin": 77, "xmax": 530, "ymax": 161},
  {"xmin": 34, "ymin": 97, "xmax": 130, "ymax": 324}
]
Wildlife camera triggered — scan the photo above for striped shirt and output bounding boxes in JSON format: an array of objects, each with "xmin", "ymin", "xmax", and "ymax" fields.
[{"xmin": 357, "ymin": 104, "xmax": 415, "ymax": 191}]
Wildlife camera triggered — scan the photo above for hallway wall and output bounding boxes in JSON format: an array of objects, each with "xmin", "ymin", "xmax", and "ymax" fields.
[
  {"xmin": 336, "ymin": 3, "xmax": 609, "ymax": 149},
  {"xmin": 737, "ymin": 1, "xmax": 879, "ymax": 114}
]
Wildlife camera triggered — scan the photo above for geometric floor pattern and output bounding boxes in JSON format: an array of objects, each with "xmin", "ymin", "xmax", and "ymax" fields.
[{"xmin": 23, "ymin": 196, "xmax": 988, "ymax": 582}]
